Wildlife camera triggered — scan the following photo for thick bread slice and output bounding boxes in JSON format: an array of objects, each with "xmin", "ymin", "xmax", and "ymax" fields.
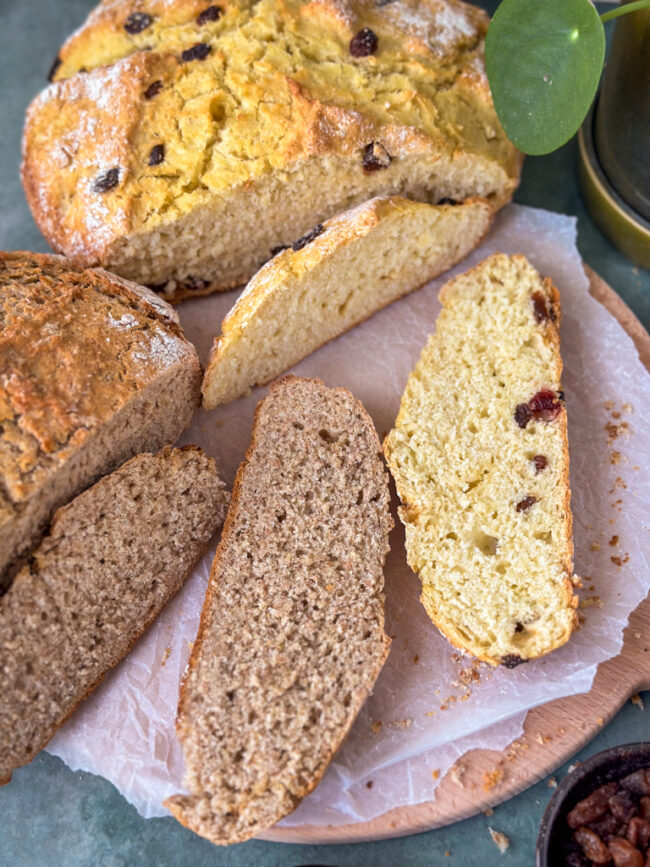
[
  {"xmin": 384, "ymin": 253, "xmax": 578, "ymax": 667},
  {"xmin": 0, "ymin": 446, "xmax": 229, "ymax": 785},
  {"xmin": 0, "ymin": 251, "xmax": 202, "ymax": 588},
  {"xmin": 165, "ymin": 377, "xmax": 392, "ymax": 844},
  {"xmin": 202, "ymin": 197, "xmax": 494, "ymax": 409},
  {"xmin": 22, "ymin": 0, "xmax": 520, "ymax": 299}
]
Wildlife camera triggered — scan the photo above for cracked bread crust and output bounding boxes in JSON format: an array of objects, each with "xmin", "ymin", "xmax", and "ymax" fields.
[
  {"xmin": 23, "ymin": 0, "xmax": 520, "ymax": 300},
  {"xmin": 0, "ymin": 251, "xmax": 202, "ymax": 587},
  {"xmin": 165, "ymin": 376, "xmax": 392, "ymax": 844}
]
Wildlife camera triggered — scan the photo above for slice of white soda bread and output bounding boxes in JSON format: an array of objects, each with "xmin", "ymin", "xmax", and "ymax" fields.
[
  {"xmin": 166, "ymin": 377, "xmax": 393, "ymax": 844},
  {"xmin": 384, "ymin": 253, "xmax": 578, "ymax": 667},
  {"xmin": 202, "ymin": 196, "xmax": 493, "ymax": 408}
]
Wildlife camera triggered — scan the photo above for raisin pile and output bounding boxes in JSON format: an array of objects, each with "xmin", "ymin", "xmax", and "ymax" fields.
[{"xmin": 564, "ymin": 768, "xmax": 650, "ymax": 866}]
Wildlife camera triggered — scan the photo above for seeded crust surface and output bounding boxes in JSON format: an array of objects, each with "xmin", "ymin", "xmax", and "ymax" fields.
[
  {"xmin": 22, "ymin": 0, "xmax": 520, "ymax": 300},
  {"xmin": 202, "ymin": 196, "xmax": 494, "ymax": 408},
  {"xmin": 165, "ymin": 376, "xmax": 393, "ymax": 844},
  {"xmin": 0, "ymin": 446, "xmax": 229, "ymax": 786},
  {"xmin": 0, "ymin": 251, "xmax": 202, "ymax": 588},
  {"xmin": 384, "ymin": 254, "xmax": 578, "ymax": 666}
]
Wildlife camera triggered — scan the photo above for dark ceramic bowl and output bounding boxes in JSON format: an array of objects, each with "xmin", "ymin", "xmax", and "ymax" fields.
[{"xmin": 536, "ymin": 742, "xmax": 650, "ymax": 866}]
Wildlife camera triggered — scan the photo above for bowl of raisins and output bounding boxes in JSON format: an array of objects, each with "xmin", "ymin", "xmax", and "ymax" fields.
[{"xmin": 537, "ymin": 742, "xmax": 650, "ymax": 866}]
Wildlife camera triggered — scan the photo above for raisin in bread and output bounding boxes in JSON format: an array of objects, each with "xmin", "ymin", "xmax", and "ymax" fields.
[
  {"xmin": 165, "ymin": 377, "xmax": 392, "ymax": 844},
  {"xmin": 202, "ymin": 196, "xmax": 493, "ymax": 408},
  {"xmin": 384, "ymin": 253, "xmax": 578, "ymax": 667},
  {"xmin": 22, "ymin": 0, "xmax": 520, "ymax": 301},
  {"xmin": 0, "ymin": 446, "xmax": 229, "ymax": 785},
  {"xmin": 0, "ymin": 251, "xmax": 201, "ymax": 588}
]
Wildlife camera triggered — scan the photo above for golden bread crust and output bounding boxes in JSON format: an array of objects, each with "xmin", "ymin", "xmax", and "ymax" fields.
[
  {"xmin": 23, "ymin": 0, "xmax": 520, "ymax": 295},
  {"xmin": 0, "ymin": 251, "xmax": 201, "ymax": 582}
]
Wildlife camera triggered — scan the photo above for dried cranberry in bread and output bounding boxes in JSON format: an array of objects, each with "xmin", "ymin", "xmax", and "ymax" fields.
[{"xmin": 385, "ymin": 253, "xmax": 578, "ymax": 666}]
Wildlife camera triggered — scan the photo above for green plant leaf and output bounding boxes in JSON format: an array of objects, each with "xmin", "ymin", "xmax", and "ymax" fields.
[{"xmin": 485, "ymin": 0, "xmax": 605, "ymax": 155}]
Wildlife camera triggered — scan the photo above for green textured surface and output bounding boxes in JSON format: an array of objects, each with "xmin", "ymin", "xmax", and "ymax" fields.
[{"xmin": 0, "ymin": 2, "xmax": 648, "ymax": 865}]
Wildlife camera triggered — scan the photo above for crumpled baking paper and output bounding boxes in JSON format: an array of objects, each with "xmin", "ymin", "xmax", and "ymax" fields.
[{"xmin": 47, "ymin": 204, "xmax": 650, "ymax": 828}]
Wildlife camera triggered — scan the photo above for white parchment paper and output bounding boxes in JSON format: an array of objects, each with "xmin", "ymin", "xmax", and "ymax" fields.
[{"xmin": 47, "ymin": 204, "xmax": 650, "ymax": 826}]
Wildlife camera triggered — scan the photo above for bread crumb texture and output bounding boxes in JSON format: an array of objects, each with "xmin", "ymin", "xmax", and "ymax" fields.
[
  {"xmin": 385, "ymin": 253, "xmax": 577, "ymax": 666},
  {"xmin": 0, "ymin": 251, "xmax": 201, "ymax": 586},
  {"xmin": 166, "ymin": 376, "xmax": 392, "ymax": 844},
  {"xmin": 0, "ymin": 447, "xmax": 229, "ymax": 785},
  {"xmin": 22, "ymin": 0, "xmax": 520, "ymax": 297},
  {"xmin": 202, "ymin": 195, "xmax": 493, "ymax": 408}
]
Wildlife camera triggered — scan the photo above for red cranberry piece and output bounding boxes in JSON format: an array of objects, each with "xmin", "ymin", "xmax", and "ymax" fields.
[
  {"xmin": 148, "ymin": 144, "xmax": 165, "ymax": 166},
  {"xmin": 292, "ymin": 224, "xmax": 325, "ymax": 251},
  {"xmin": 532, "ymin": 455, "xmax": 548, "ymax": 473},
  {"xmin": 92, "ymin": 167, "xmax": 120, "ymax": 193},
  {"xmin": 516, "ymin": 496, "xmax": 537, "ymax": 512},
  {"xmin": 529, "ymin": 389, "xmax": 562, "ymax": 422},
  {"xmin": 514, "ymin": 403, "xmax": 532, "ymax": 428},
  {"xmin": 531, "ymin": 290, "xmax": 557, "ymax": 323},
  {"xmin": 362, "ymin": 141, "xmax": 392, "ymax": 172},
  {"xmin": 144, "ymin": 80, "xmax": 163, "ymax": 99},
  {"xmin": 181, "ymin": 42, "xmax": 211, "ymax": 62},
  {"xmin": 125, "ymin": 12, "xmax": 153, "ymax": 34},
  {"xmin": 197, "ymin": 5, "xmax": 223, "ymax": 24},
  {"xmin": 350, "ymin": 27, "xmax": 378, "ymax": 57}
]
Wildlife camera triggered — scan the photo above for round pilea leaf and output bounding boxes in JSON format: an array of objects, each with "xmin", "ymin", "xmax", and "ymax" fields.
[{"xmin": 485, "ymin": 0, "xmax": 605, "ymax": 155}]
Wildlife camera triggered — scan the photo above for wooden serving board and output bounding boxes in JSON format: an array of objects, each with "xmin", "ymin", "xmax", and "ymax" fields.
[{"xmin": 262, "ymin": 266, "xmax": 650, "ymax": 845}]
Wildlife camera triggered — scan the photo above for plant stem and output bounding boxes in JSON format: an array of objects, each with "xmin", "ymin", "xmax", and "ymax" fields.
[{"xmin": 600, "ymin": 0, "xmax": 650, "ymax": 23}]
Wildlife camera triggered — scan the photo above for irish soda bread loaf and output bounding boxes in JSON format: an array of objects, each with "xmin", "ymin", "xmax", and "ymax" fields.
[
  {"xmin": 384, "ymin": 254, "xmax": 578, "ymax": 666},
  {"xmin": 165, "ymin": 377, "xmax": 392, "ymax": 844},
  {"xmin": 0, "ymin": 251, "xmax": 201, "ymax": 588},
  {"xmin": 23, "ymin": 0, "xmax": 520, "ymax": 300},
  {"xmin": 202, "ymin": 196, "xmax": 493, "ymax": 408},
  {"xmin": 0, "ymin": 447, "xmax": 229, "ymax": 785}
]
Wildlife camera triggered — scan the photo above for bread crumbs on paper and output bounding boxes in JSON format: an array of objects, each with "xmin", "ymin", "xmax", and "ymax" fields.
[
  {"xmin": 631, "ymin": 693, "xmax": 644, "ymax": 711},
  {"xmin": 611, "ymin": 553, "xmax": 630, "ymax": 567},
  {"xmin": 591, "ymin": 541, "xmax": 601, "ymax": 551},
  {"xmin": 609, "ymin": 535, "xmax": 619, "ymax": 546},
  {"xmin": 432, "ymin": 769, "xmax": 440, "ymax": 780},
  {"xmin": 370, "ymin": 721, "xmax": 382, "ymax": 734},
  {"xmin": 488, "ymin": 827, "xmax": 510, "ymax": 853},
  {"xmin": 161, "ymin": 645, "xmax": 171, "ymax": 666},
  {"xmin": 482, "ymin": 768, "xmax": 504, "ymax": 791}
]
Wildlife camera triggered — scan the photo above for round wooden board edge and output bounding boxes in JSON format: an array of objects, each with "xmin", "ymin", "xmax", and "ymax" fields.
[{"xmin": 260, "ymin": 266, "xmax": 650, "ymax": 845}]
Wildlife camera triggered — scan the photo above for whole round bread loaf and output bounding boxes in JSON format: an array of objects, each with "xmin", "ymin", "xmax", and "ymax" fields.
[{"xmin": 22, "ymin": 0, "xmax": 520, "ymax": 300}]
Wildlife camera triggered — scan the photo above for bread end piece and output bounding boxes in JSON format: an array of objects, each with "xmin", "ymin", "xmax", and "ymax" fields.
[
  {"xmin": 385, "ymin": 253, "xmax": 578, "ymax": 666},
  {"xmin": 201, "ymin": 196, "xmax": 494, "ymax": 409}
]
